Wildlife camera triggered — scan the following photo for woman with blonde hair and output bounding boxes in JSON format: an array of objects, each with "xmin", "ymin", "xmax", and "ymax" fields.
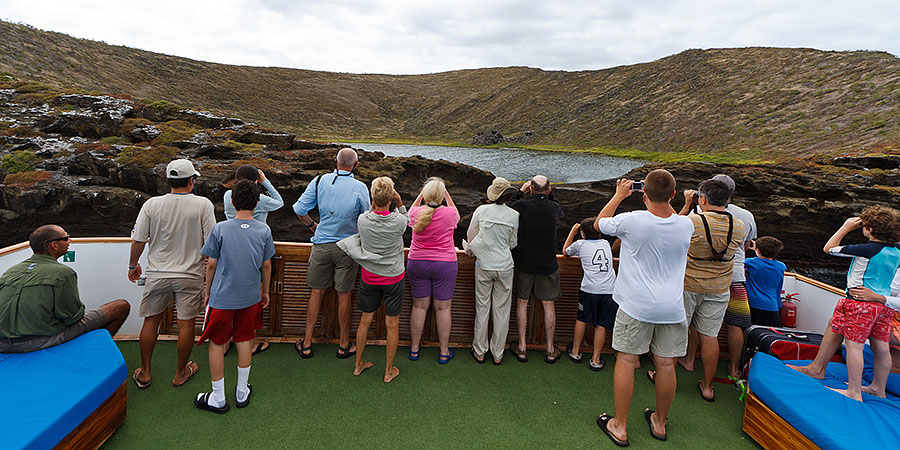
[
  {"xmin": 407, "ymin": 177, "xmax": 460, "ymax": 364},
  {"xmin": 337, "ymin": 176, "xmax": 407, "ymax": 383}
]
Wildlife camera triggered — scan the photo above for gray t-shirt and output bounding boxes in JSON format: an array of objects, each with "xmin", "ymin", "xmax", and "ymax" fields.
[{"xmin": 201, "ymin": 219, "xmax": 276, "ymax": 310}]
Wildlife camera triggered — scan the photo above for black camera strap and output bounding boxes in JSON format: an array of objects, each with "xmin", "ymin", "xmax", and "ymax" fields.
[{"xmin": 689, "ymin": 210, "xmax": 734, "ymax": 261}]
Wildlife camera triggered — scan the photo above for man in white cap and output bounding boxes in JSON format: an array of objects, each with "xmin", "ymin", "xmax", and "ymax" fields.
[{"xmin": 127, "ymin": 159, "xmax": 216, "ymax": 389}]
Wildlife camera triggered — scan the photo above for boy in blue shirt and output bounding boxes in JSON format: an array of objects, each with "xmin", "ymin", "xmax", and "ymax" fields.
[
  {"xmin": 745, "ymin": 236, "xmax": 787, "ymax": 327},
  {"xmin": 563, "ymin": 217, "xmax": 617, "ymax": 371},
  {"xmin": 195, "ymin": 180, "xmax": 276, "ymax": 413}
]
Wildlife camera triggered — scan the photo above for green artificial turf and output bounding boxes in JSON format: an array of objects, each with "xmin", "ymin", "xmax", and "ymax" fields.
[{"xmin": 106, "ymin": 341, "xmax": 762, "ymax": 449}]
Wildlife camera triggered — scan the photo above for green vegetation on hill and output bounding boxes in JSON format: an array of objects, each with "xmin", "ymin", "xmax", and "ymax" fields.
[{"xmin": 1, "ymin": 21, "xmax": 899, "ymax": 161}]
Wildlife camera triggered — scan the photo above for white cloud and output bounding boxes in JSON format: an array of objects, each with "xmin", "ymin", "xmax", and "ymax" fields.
[{"xmin": 3, "ymin": 0, "xmax": 898, "ymax": 74}]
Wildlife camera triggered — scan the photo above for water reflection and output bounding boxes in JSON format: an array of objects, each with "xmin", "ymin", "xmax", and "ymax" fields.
[{"xmin": 351, "ymin": 143, "xmax": 647, "ymax": 183}]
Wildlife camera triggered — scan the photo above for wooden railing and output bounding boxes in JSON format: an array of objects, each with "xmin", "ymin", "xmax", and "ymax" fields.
[{"xmin": 163, "ymin": 242, "xmax": 609, "ymax": 351}]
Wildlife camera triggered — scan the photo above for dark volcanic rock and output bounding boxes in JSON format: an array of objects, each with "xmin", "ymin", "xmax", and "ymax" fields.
[
  {"xmin": 129, "ymin": 124, "xmax": 161, "ymax": 142},
  {"xmin": 177, "ymin": 110, "xmax": 234, "ymax": 129},
  {"xmin": 471, "ymin": 130, "xmax": 504, "ymax": 146},
  {"xmin": 235, "ymin": 129, "xmax": 295, "ymax": 150},
  {"xmin": 38, "ymin": 95, "xmax": 133, "ymax": 138}
]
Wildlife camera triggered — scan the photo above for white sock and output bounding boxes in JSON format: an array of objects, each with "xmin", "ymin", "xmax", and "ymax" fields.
[
  {"xmin": 209, "ymin": 377, "xmax": 226, "ymax": 407},
  {"xmin": 236, "ymin": 366, "xmax": 251, "ymax": 402}
]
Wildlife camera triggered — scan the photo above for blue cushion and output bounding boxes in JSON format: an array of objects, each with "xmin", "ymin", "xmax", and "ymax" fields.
[
  {"xmin": 0, "ymin": 330, "xmax": 127, "ymax": 450},
  {"xmin": 749, "ymin": 353, "xmax": 900, "ymax": 450}
]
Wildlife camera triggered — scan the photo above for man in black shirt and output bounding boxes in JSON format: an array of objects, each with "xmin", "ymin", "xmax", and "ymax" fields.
[{"xmin": 509, "ymin": 175, "xmax": 565, "ymax": 363}]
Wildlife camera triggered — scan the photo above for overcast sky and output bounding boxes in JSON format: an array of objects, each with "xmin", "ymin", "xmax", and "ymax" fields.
[{"xmin": 4, "ymin": 1, "xmax": 898, "ymax": 74}]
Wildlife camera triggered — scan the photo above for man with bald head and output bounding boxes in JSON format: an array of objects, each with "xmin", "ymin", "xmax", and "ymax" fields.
[
  {"xmin": 293, "ymin": 148, "xmax": 371, "ymax": 358},
  {"xmin": 0, "ymin": 225, "xmax": 130, "ymax": 353},
  {"xmin": 509, "ymin": 175, "xmax": 565, "ymax": 363}
]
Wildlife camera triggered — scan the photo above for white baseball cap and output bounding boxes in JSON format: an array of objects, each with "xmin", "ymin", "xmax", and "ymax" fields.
[{"xmin": 166, "ymin": 159, "xmax": 200, "ymax": 179}]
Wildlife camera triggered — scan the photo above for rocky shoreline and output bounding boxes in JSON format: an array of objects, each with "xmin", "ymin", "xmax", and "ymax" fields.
[{"xmin": 2, "ymin": 82, "xmax": 899, "ymax": 281}]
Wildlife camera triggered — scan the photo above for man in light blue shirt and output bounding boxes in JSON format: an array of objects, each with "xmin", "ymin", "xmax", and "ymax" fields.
[{"xmin": 292, "ymin": 148, "xmax": 371, "ymax": 359}]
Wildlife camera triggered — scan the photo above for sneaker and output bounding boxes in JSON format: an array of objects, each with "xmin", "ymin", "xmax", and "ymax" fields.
[{"xmin": 590, "ymin": 355, "xmax": 606, "ymax": 372}]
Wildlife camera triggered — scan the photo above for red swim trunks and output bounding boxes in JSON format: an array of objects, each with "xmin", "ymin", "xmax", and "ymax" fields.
[
  {"xmin": 831, "ymin": 298, "xmax": 895, "ymax": 343},
  {"xmin": 891, "ymin": 311, "xmax": 900, "ymax": 352},
  {"xmin": 197, "ymin": 303, "xmax": 263, "ymax": 346}
]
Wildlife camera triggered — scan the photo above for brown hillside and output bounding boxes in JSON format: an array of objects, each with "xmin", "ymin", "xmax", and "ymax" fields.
[{"xmin": 1, "ymin": 21, "xmax": 899, "ymax": 159}]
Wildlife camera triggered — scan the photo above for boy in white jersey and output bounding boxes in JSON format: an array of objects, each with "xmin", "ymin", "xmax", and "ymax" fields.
[{"xmin": 563, "ymin": 217, "xmax": 617, "ymax": 371}]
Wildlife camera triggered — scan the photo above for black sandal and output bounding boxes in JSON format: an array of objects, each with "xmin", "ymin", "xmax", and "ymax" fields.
[
  {"xmin": 336, "ymin": 344, "xmax": 356, "ymax": 359},
  {"xmin": 294, "ymin": 339, "xmax": 313, "ymax": 359},
  {"xmin": 194, "ymin": 392, "xmax": 230, "ymax": 414}
]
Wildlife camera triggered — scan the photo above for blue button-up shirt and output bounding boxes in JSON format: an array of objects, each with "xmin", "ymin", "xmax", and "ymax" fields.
[{"xmin": 293, "ymin": 170, "xmax": 371, "ymax": 244}]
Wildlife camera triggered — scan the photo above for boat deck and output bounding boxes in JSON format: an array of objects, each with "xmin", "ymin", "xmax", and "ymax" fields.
[{"xmin": 105, "ymin": 341, "xmax": 760, "ymax": 449}]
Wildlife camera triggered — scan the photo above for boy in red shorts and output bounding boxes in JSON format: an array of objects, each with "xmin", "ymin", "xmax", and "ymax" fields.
[
  {"xmin": 195, "ymin": 180, "xmax": 275, "ymax": 413},
  {"xmin": 792, "ymin": 206, "xmax": 900, "ymax": 401}
]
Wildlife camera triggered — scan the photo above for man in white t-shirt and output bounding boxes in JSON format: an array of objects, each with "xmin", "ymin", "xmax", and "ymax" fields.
[
  {"xmin": 127, "ymin": 159, "xmax": 216, "ymax": 389},
  {"xmin": 592, "ymin": 169, "xmax": 694, "ymax": 446}
]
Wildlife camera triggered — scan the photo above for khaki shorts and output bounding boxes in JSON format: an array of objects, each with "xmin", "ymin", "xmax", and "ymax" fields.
[
  {"xmin": 307, "ymin": 242, "xmax": 359, "ymax": 292},
  {"xmin": 514, "ymin": 269, "xmax": 561, "ymax": 301},
  {"xmin": 140, "ymin": 277, "xmax": 204, "ymax": 320},
  {"xmin": 0, "ymin": 308, "xmax": 106, "ymax": 353},
  {"xmin": 611, "ymin": 309, "xmax": 688, "ymax": 358},
  {"xmin": 683, "ymin": 290, "xmax": 730, "ymax": 337}
]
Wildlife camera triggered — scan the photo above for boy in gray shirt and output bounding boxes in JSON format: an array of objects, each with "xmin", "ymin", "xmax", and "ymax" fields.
[{"xmin": 195, "ymin": 180, "xmax": 276, "ymax": 413}]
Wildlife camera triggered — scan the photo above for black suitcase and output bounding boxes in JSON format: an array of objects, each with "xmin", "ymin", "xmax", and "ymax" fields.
[{"xmin": 741, "ymin": 325, "xmax": 843, "ymax": 372}]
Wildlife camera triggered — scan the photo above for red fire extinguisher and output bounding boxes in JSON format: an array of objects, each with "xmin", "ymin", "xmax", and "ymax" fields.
[{"xmin": 781, "ymin": 292, "xmax": 800, "ymax": 328}]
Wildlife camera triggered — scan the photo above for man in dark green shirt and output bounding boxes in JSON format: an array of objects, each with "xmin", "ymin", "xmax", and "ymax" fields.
[{"xmin": 0, "ymin": 225, "xmax": 130, "ymax": 353}]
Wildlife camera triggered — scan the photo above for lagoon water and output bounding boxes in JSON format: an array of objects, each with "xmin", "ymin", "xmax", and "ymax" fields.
[{"xmin": 350, "ymin": 143, "xmax": 647, "ymax": 183}]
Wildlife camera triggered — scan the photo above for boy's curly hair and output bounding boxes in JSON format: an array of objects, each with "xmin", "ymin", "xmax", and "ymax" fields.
[{"xmin": 860, "ymin": 205, "xmax": 900, "ymax": 242}]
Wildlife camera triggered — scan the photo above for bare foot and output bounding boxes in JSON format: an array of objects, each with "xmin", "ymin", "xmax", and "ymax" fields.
[
  {"xmin": 607, "ymin": 416, "xmax": 628, "ymax": 443},
  {"xmin": 861, "ymin": 385, "xmax": 886, "ymax": 398},
  {"xmin": 353, "ymin": 361, "xmax": 374, "ymax": 376},
  {"xmin": 787, "ymin": 363, "xmax": 825, "ymax": 379},
  {"xmin": 828, "ymin": 386, "xmax": 863, "ymax": 402},
  {"xmin": 384, "ymin": 366, "xmax": 400, "ymax": 383},
  {"xmin": 677, "ymin": 357, "xmax": 694, "ymax": 372}
]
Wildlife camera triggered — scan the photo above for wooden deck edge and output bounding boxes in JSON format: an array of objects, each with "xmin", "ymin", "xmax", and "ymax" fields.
[
  {"xmin": 54, "ymin": 382, "xmax": 127, "ymax": 450},
  {"xmin": 743, "ymin": 390, "xmax": 820, "ymax": 450}
]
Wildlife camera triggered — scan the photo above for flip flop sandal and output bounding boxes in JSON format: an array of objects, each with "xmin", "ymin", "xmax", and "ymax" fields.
[
  {"xmin": 544, "ymin": 346, "xmax": 561, "ymax": 364},
  {"xmin": 294, "ymin": 339, "xmax": 313, "ymax": 359},
  {"xmin": 647, "ymin": 370, "xmax": 656, "ymax": 385},
  {"xmin": 194, "ymin": 392, "xmax": 230, "ymax": 414},
  {"xmin": 236, "ymin": 384, "xmax": 252, "ymax": 408},
  {"xmin": 251, "ymin": 341, "xmax": 270, "ymax": 356},
  {"xmin": 596, "ymin": 414, "xmax": 629, "ymax": 447},
  {"xmin": 470, "ymin": 347, "xmax": 485, "ymax": 364},
  {"xmin": 590, "ymin": 356, "xmax": 606, "ymax": 372},
  {"xmin": 698, "ymin": 381, "xmax": 716, "ymax": 402},
  {"xmin": 409, "ymin": 347, "xmax": 420, "ymax": 361},
  {"xmin": 132, "ymin": 368, "xmax": 151, "ymax": 389},
  {"xmin": 173, "ymin": 361, "xmax": 198, "ymax": 387},
  {"xmin": 509, "ymin": 341, "xmax": 528, "ymax": 362},
  {"xmin": 565, "ymin": 343, "xmax": 582, "ymax": 363},
  {"xmin": 644, "ymin": 409, "xmax": 667, "ymax": 441},
  {"xmin": 336, "ymin": 344, "xmax": 356, "ymax": 359}
]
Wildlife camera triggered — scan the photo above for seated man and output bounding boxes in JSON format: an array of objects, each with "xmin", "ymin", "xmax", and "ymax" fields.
[{"xmin": 0, "ymin": 225, "xmax": 130, "ymax": 353}]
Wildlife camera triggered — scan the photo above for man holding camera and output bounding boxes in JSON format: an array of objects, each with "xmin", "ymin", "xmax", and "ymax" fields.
[
  {"xmin": 674, "ymin": 179, "xmax": 746, "ymax": 402},
  {"xmin": 593, "ymin": 170, "xmax": 693, "ymax": 445},
  {"xmin": 509, "ymin": 175, "xmax": 564, "ymax": 363}
]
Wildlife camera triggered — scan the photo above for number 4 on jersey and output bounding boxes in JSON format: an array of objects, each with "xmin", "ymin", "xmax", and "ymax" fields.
[{"xmin": 591, "ymin": 248, "xmax": 609, "ymax": 272}]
